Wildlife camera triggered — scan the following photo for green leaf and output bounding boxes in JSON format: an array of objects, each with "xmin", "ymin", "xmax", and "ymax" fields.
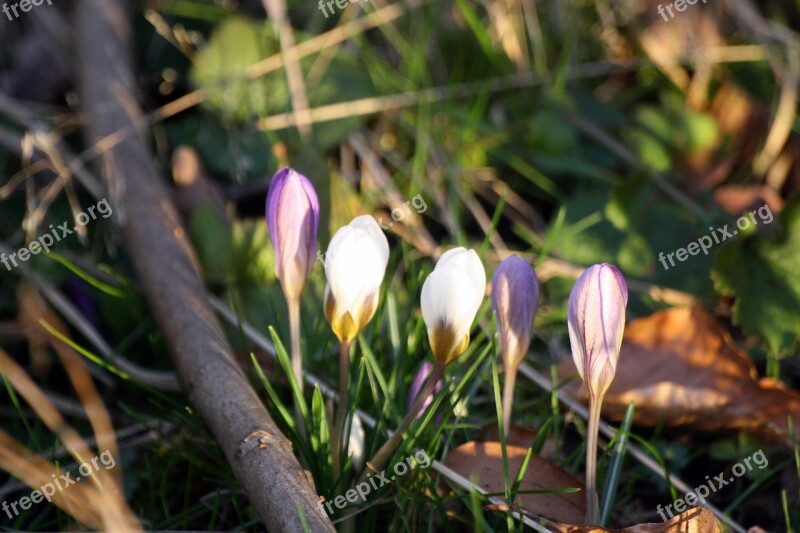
[
  {"xmin": 712, "ymin": 196, "xmax": 800, "ymax": 354},
  {"xmin": 190, "ymin": 17, "xmax": 282, "ymax": 122},
  {"xmin": 268, "ymin": 326, "xmax": 309, "ymax": 419},
  {"xmin": 231, "ymin": 219, "xmax": 275, "ymax": 287},
  {"xmin": 190, "ymin": 16, "xmax": 375, "ymax": 149},
  {"xmin": 187, "ymin": 203, "xmax": 234, "ymax": 285},
  {"xmin": 310, "ymin": 385, "xmax": 331, "ymax": 468}
]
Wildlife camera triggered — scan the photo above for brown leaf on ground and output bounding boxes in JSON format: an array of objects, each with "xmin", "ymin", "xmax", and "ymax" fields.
[
  {"xmin": 713, "ymin": 184, "xmax": 784, "ymax": 217},
  {"xmin": 442, "ymin": 440, "xmax": 585, "ymax": 524},
  {"xmin": 543, "ymin": 506, "xmax": 721, "ymax": 533},
  {"xmin": 558, "ymin": 307, "xmax": 800, "ymax": 443},
  {"xmin": 477, "ymin": 423, "xmax": 557, "ymax": 460}
]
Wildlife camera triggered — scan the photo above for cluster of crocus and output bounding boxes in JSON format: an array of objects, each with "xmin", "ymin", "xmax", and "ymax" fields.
[{"xmin": 266, "ymin": 166, "xmax": 627, "ymax": 525}]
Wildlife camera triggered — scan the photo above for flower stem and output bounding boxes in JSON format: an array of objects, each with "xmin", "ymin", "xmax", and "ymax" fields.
[
  {"xmin": 356, "ymin": 362, "xmax": 445, "ymax": 485},
  {"xmin": 502, "ymin": 363, "xmax": 518, "ymax": 437},
  {"xmin": 288, "ymin": 296, "xmax": 305, "ymax": 437},
  {"xmin": 586, "ymin": 395, "xmax": 603, "ymax": 524},
  {"xmin": 331, "ymin": 339, "xmax": 352, "ymax": 487}
]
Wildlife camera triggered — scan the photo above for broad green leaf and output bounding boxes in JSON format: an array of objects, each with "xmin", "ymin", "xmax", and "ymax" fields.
[
  {"xmin": 190, "ymin": 16, "xmax": 375, "ymax": 149},
  {"xmin": 190, "ymin": 17, "xmax": 282, "ymax": 122},
  {"xmin": 712, "ymin": 196, "xmax": 800, "ymax": 354},
  {"xmin": 187, "ymin": 203, "xmax": 234, "ymax": 286}
]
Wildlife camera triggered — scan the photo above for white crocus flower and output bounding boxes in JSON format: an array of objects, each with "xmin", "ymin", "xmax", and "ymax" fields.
[
  {"xmin": 420, "ymin": 248, "xmax": 486, "ymax": 366},
  {"xmin": 323, "ymin": 215, "xmax": 390, "ymax": 343}
]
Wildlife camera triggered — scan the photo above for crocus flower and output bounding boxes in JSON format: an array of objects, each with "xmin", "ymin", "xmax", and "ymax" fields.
[
  {"xmin": 357, "ymin": 249, "xmax": 485, "ymax": 487},
  {"xmin": 266, "ymin": 167, "xmax": 320, "ymax": 300},
  {"xmin": 323, "ymin": 215, "xmax": 390, "ymax": 344},
  {"xmin": 421, "ymin": 248, "xmax": 486, "ymax": 366},
  {"xmin": 567, "ymin": 262, "xmax": 627, "ymax": 523},
  {"xmin": 567, "ymin": 263, "xmax": 628, "ymax": 400},
  {"xmin": 492, "ymin": 255, "xmax": 539, "ymax": 368},
  {"xmin": 325, "ymin": 215, "xmax": 390, "ymax": 481},
  {"xmin": 491, "ymin": 255, "xmax": 539, "ymax": 434},
  {"xmin": 408, "ymin": 362, "xmax": 443, "ymax": 419}
]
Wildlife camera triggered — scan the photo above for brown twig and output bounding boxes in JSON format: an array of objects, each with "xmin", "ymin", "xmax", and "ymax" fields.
[{"xmin": 74, "ymin": 1, "xmax": 334, "ymax": 530}]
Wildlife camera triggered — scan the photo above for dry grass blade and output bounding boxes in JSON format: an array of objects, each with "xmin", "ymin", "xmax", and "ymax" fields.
[
  {"xmin": 258, "ymin": 61, "xmax": 638, "ymax": 131},
  {"xmin": 0, "ymin": 429, "xmax": 106, "ymax": 529},
  {"xmin": 0, "ymin": 240, "xmax": 181, "ymax": 391},
  {"xmin": 18, "ymin": 283, "xmax": 121, "ymax": 484},
  {"xmin": 722, "ymin": 0, "xmax": 800, "ymax": 180},
  {"xmin": 0, "ymin": 348, "xmax": 140, "ymax": 529},
  {"xmin": 260, "ymin": 0, "xmax": 312, "ymax": 139}
]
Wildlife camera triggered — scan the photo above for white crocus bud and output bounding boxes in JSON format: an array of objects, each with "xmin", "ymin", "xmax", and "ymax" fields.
[
  {"xmin": 323, "ymin": 215, "xmax": 390, "ymax": 343},
  {"xmin": 421, "ymin": 248, "xmax": 486, "ymax": 366}
]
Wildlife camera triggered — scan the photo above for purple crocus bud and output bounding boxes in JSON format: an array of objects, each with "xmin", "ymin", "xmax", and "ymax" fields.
[
  {"xmin": 408, "ymin": 362, "xmax": 443, "ymax": 419},
  {"xmin": 266, "ymin": 167, "xmax": 320, "ymax": 300},
  {"xmin": 491, "ymin": 255, "xmax": 539, "ymax": 369},
  {"xmin": 567, "ymin": 263, "xmax": 628, "ymax": 400}
]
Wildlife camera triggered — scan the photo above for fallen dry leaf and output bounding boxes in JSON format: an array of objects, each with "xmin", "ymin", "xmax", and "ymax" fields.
[
  {"xmin": 442, "ymin": 440, "xmax": 585, "ymax": 524},
  {"xmin": 559, "ymin": 306, "xmax": 800, "ymax": 443},
  {"xmin": 712, "ymin": 184, "xmax": 784, "ymax": 218},
  {"xmin": 477, "ymin": 423, "xmax": 557, "ymax": 460},
  {"xmin": 543, "ymin": 506, "xmax": 721, "ymax": 533}
]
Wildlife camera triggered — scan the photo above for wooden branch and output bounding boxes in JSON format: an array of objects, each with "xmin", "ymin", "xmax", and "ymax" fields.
[{"xmin": 74, "ymin": 1, "xmax": 333, "ymax": 530}]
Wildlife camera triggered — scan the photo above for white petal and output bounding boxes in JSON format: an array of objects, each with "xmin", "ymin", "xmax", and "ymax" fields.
[
  {"xmin": 346, "ymin": 413, "xmax": 366, "ymax": 472},
  {"xmin": 435, "ymin": 247, "xmax": 470, "ymax": 271},
  {"xmin": 421, "ymin": 268, "xmax": 481, "ymax": 340},
  {"xmin": 324, "ymin": 216, "xmax": 390, "ymax": 319}
]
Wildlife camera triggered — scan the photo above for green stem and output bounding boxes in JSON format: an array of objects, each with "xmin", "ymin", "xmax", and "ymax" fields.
[
  {"xmin": 288, "ymin": 296, "xmax": 305, "ymax": 437},
  {"xmin": 502, "ymin": 363, "xmax": 518, "ymax": 437},
  {"xmin": 332, "ymin": 339, "xmax": 352, "ymax": 488},
  {"xmin": 357, "ymin": 362, "xmax": 445, "ymax": 485},
  {"xmin": 586, "ymin": 395, "xmax": 602, "ymax": 524}
]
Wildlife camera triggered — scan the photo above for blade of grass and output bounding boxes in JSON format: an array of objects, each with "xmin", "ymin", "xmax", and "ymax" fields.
[
  {"xmin": 490, "ymin": 355, "xmax": 514, "ymax": 532},
  {"xmin": 268, "ymin": 326, "xmax": 309, "ymax": 420},
  {"xmin": 46, "ymin": 252, "xmax": 126, "ymax": 298},
  {"xmin": 599, "ymin": 402, "xmax": 635, "ymax": 526}
]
